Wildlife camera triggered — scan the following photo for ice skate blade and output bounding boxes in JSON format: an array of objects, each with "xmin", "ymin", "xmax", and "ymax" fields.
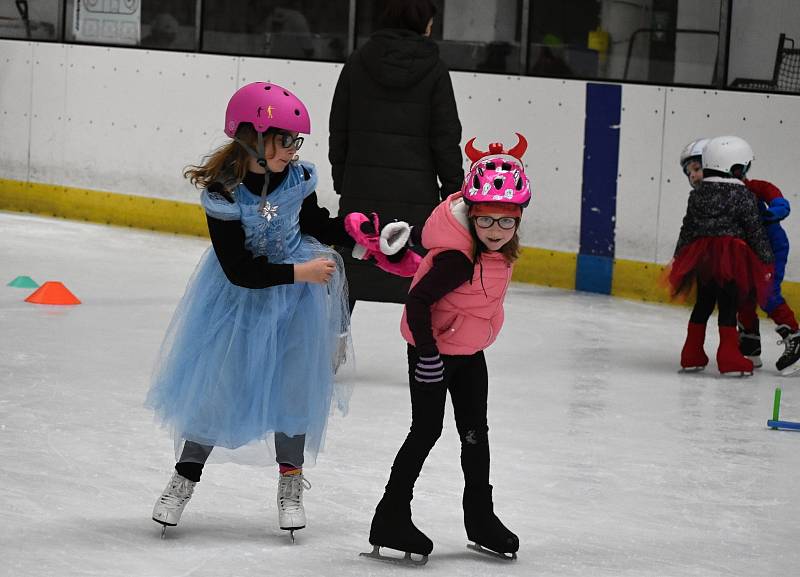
[
  {"xmin": 282, "ymin": 527, "xmax": 304, "ymax": 543},
  {"xmin": 360, "ymin": 545, "xmax": 429, "ymax": 566},
  {"xmin": 467, "ymin": 542, "xmax": 517, "ymax": 560},
  {"xmin": 679, "ymin": 366, "xmax": 706, "ymax": 373},
  {"xmin": 153, "ymin": 518, "xmax": 175, "ymax": 539},
  {"xmin": 719, "ymin": 370, "xmax": 753, "ymax": 377},
  {"xmin": 780, "ymin": 363, "xmax": 800, "ymax": 377}
]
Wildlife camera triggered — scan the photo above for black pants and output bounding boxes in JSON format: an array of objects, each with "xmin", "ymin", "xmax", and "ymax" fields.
[
  {"xmin": 690, "ymin": 280, "xmax": 739, "ymax": 326},
  {"xmin": 384, "ymin": 345, "xmax": 490, "ymax": 501}
]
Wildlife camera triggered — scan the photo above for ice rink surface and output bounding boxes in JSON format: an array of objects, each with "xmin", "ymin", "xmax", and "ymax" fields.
[{"xmin": 1, "ymin": 211, "xmax": 799, "ymax": 577}]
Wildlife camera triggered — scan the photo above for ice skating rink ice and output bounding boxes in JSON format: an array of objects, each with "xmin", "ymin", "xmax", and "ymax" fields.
[{"xmin": 1, "ymin": 210, "xmax": 799, "ymax": 577}]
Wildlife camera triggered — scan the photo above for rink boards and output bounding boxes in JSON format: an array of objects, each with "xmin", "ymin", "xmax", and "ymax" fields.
[{"xmin": 1, "ymin": 39, "xmax": 799, "ymax": 303}]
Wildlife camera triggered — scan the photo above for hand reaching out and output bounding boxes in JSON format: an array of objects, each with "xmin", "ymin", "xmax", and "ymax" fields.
[
  {"xmin": 295, "ymin": 258, "xmax": 335, "ymax": 284},
  {"xmin": 343, "ymin": 212, "xmax": 422, "ymax": 277},
  {"xmin": 380, "ymin": 221, "xmax": 412, "ymax": 255}
]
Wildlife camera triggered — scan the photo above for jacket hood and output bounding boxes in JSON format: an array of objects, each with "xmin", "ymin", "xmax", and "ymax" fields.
[
  {"xmin": 358, "ymin": 29, "xmax": 440, "ymax": 88},
  {"xmin": 422, "ymin": 193, "xmax": 473, "ymax": 255}
]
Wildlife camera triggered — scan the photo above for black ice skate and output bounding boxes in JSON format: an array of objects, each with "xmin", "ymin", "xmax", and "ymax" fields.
[
  {"xmin": 464, "ymin": 485, "xmax": 519, "ymax": 560},
  {"xmin": 360, "ymin": 497, "xmax": 432, "ymax": 566},
  {"xmin": 738, "ymin": 325, "xmax": 762, "ymax": 368},
  {"xmin": 776, "ymin": 325, "xmax": 800, "ymax": 376}
]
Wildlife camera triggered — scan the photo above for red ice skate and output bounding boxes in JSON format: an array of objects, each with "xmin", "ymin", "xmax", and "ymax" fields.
[
  {"xmin": 680, "ymin": 322, "xmax": 709, "ymax": 371},
  {"xmin": 717, "ymin": 326, "xmax": 753, "ymax": 376}
]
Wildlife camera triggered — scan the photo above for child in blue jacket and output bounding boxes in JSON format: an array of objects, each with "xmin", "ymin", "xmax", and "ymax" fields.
[{"xmin": 736, "ymin": 178, "xmax": 800, "ymax": 375}]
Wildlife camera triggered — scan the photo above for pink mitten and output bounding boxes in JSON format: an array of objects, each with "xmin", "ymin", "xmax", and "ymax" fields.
[
  {"xmin": 344, "ymin": 212, "xmax": 422, "ymax": 278},
  {"xmin": 344, "ymin": 212, "xmax": 382, "ymax": 255},
  {"xmin": 376, "ymin": 248, "xmax": 422, "ymax": 277}
]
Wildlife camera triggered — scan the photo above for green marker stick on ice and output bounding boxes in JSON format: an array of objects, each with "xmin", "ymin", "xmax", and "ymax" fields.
[{"xmin": 772, "ymin": 387, "xmax": 782, "ymax": 424}]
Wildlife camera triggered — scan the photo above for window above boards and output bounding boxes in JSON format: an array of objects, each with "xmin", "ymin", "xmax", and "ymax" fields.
[{"xmin": 2, "ymin": 0, "xmax": 800, "ymax": 94}]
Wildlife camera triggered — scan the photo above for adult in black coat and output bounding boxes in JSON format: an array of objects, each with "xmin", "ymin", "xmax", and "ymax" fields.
[{"xmin": 329, "ymin": 0, "xmax": 464, "ymax": 305}]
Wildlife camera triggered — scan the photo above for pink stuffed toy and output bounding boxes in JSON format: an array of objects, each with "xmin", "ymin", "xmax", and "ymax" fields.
[{"xmin": 343, "ymin": 212, "xmax": 421, "ymax": 277}]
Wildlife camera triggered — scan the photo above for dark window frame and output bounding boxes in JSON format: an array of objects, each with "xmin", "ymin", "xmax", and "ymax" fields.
[{"xmin": 2, "ymin": 0, "xmax": 797, "ymax": 95}]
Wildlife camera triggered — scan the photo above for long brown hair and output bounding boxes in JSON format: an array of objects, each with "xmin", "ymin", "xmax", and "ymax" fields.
[
  {"xmin": 183, "ymin": 124, "xmax": 277, "ymax": 189},
  {"xmin": 468, "ymin": 218, "xmax": 521, "ymax": 264}
]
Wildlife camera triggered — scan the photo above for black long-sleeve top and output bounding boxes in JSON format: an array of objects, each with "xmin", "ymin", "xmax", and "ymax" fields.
[
  {"xmin": 674, "ymin": 178, "xmax": 773, "ymax": 263},
  {"xmin": 207, "ymin": 170, "xmax": 354, "ymax": 289},
  {"xmin": 405, "ymin": 250, "xmax": 473, "ymax": 357}
]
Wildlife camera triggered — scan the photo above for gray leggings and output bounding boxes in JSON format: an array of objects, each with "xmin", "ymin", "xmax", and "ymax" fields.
[{"xmin": 179, "ymin": 433, "xmax": 306, "ymax": 467}]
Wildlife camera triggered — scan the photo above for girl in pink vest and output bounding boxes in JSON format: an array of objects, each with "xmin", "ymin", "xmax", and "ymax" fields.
[{"xmin": 362, "ymin": 135, "xmax": 531, "ymax": 564}]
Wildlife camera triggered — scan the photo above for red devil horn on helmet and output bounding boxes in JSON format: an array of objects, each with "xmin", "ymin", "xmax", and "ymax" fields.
[
  {"xmin": 465, "ymin": 137, "xmax": 486, "ymax": 163},
  {"xmin": 465, "ymin": 134, "xmax": 528, "ymax": 163},
  {"xmin": 507, "ymin": 133, "xmax": 528, "ymax": 160}
]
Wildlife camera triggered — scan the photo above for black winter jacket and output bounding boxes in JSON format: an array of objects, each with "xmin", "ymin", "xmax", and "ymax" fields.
[
  {"xmin": 329, "ymin": 29, "xmax": 464, "ymax": 303},
  {"xmin": 674, "ymin": 178, "xmax": 774, "ymax": 264}
]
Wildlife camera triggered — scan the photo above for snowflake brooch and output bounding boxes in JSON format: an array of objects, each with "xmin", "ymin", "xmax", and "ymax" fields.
[{"xmin": 259, "ymin": 201, "xmax": 279, "ymax": 221}]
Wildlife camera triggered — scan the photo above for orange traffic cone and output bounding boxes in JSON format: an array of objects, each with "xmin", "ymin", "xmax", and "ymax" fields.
[{"xmin": 25, "ymin": 281, "xmax": 81, "ymax": 305}]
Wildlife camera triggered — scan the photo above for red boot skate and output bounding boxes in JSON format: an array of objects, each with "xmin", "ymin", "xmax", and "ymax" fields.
[
  {"xmin": 680, "ymin": 322, "xmax": 709, "ymax": 371},
  {"xmin": 717, "ymin": 326, "xmax": 754, "ymax": 376}
]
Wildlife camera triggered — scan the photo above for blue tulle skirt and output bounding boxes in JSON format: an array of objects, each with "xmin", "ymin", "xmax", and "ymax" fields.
[{"xmin": 146, "ymin": 237, "xmax": 352, "ymax": 467}]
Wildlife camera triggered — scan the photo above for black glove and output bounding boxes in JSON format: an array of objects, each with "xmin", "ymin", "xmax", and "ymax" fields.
[{"xmin": 414, "ymin": 353, "xmax": 444, "ymax": 383}]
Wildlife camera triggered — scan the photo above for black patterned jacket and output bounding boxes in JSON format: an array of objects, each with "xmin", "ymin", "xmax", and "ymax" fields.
[{"xmin": 674, "ymin": 177, "xmax": 774, "ymax": 263}]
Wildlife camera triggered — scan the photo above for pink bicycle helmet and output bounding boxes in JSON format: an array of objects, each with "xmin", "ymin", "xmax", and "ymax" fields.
[
  {"xmin": 461, "ymin": 133, "xmax": 531, "ymax": 208},
  {"xmin": 224, "ymin": 82, "xmax": 311, "ymax": 138}
]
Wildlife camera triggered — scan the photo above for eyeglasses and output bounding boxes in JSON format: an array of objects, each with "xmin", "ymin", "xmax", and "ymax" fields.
[
  {"xmin": 472, "ymin": 216, "xmax": 519, "ymax": 230},
  {"xmin": 276, "ymin": 131, "xmax": 304, "ymax": 151}
]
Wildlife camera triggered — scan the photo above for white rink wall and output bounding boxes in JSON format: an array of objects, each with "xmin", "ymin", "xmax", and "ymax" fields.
[{"xmin": 1, "ymin": 40, "xmax": 800, "ymax": 278}]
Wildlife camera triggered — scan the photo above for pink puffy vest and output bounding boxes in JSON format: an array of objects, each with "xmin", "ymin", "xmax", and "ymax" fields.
[{"xmin": 400, "ymin": 193, "xmax": 513, "ymax": 355}]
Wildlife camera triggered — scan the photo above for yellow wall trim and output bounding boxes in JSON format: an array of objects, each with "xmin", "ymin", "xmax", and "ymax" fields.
[
  {"xmin": 611, "ymin": 257, "xmax": 671, "ymax": 303},
  {"xmin": 0, "ymin": 178, "xmax": 208, "ymax": 237},
  {"xmin": 512, "ymin": 246, "xmax": 576, "ymax": 290}
]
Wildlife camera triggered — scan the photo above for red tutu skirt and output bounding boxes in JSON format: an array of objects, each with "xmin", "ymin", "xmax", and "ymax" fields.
[{"xmin": 665, "ymin": 236, "xmax": 773, "ymax": 306}]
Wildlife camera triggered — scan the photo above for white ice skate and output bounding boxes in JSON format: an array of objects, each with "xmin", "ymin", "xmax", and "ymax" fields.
[
  {"xmin": 152, "ymin": 471, "xmax": 196, "ymax": 538},
  {"xmin": 277, "ymin": 473, "xmax": 311, "ymax": 542}
]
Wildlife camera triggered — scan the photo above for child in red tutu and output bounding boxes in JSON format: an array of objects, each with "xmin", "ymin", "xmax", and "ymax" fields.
[{"xmin": 669, "ymin": 136, "xmax": 774, "ymax": 375}]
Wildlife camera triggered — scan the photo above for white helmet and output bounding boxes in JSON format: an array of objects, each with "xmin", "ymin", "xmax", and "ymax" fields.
[
  {"xmin": 679, "ymin": 138, "xmax": 710, "ymax": 167},
  {"xmin": 702, "ymin": 135, "xmax": 754, "ymax": 176}
]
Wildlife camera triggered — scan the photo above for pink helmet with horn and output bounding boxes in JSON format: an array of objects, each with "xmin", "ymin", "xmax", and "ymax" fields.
[
  {"xmin": 224, "ymin": 82, "xmax": 310, "ymax": 137},
  {"xmin": 461, "ymin": 133, "xmax": 531, "ymax": 208}
]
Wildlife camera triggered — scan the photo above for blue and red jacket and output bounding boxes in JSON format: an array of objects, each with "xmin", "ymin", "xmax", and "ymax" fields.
[{"xmin": 744, "ymin": 178, "xmax": 790, "ymax": 262}]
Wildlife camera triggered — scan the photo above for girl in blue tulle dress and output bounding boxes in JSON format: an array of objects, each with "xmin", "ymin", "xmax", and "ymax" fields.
[{"xmin": 146, "ymin": 82, "xmax": 355, "ymax": 539}]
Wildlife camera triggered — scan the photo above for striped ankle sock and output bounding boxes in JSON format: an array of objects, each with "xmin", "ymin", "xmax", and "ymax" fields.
[{"xmin": 279, "ymin": 464, "xmax": 301, "ymax": 476}]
